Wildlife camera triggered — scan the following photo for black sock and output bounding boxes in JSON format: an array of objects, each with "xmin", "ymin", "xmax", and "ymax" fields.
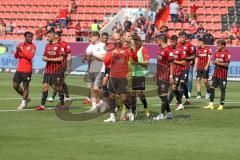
[
  {"xmin": 52, "ymin": 91, "xmax": 57, "ymax": 99},
  {"xmin": 41, "ymin": 91, "xmax": 48, "ymax": 106},
  {"xmin": 58, "ymin": 90, "xmax": 64, "ymax": 106},
  {"xmin": 220, "ymin": 88, "xmax": 225, "ymax": 105},
  {"xmin": 62, "ymin": 83, "xmax": 69, "ymax": 98},
  {"xmin": 140, "ymin": 98, "xmax": 148, "ymax": 109},
  {"xmin": 168, "ymin": 91, "xmax": 175, "ymax": 104},
  {"xmin": 102, "ymin": 85, "xmax": 109, "ymax": 97},
  {"xmin": 160, "ymin": 96, "xmax": 169, "ymax": 114},
  {"xmin": 174, "ymin": 90, "xmax": 182, "ymax": 104},
  {"xmin": 183, "ymin": 83, "xmax": 189, "ymax": 99},
  {"xmin": 109, "ymin": 98, "xmax": 116, "ymax": 113},
  {"xmin": 209, "ymin": 88, "xmax": 215, "ymax": 102},
  {"xmin": 88, "ymin": 92, "xmax": 91, "ymax": 99},
  {"xmin": 197, "ymin": 91, "xmax": 201, "ymax": 96},
  {"xmin": 131, "ymin": 95, "xmax": 137, "ymax": 113}
]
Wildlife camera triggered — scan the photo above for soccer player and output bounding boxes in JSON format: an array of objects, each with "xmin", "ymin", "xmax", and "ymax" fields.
[
  {"xmin": 195, "ymin": 37, "xmax": 212, "ymax": 99},
  {"xmin": 168, "ymin": 35, "xmax": 186, "ymax": 110},
  {"xmin": 153, "ymin": 34, "xmax": 174, "ymax": 120},
  {"xmin": 47, "ymin": 31, "xmax": 72, "ymax": 102},
  {"xmin": 13, "ymin": 31, "xmax": 36, "ymax": 110},
  {"xmin": 176, "ymin": 31, "xmax": 195, "ymax": 110},
  {"xmin": 35, "ymin": 29, "xmax": 65, "ymax": 110},
  {"xmin": 131, "ymin": 34, "xmax": 150, "ymax": 117},
  {"xmin": 85, "ymin": 31, "xmax": 107, "ymax": 112},
  {"xmin": 102, "ymin": 32, "xmax": 121, "ymax": 97},
  {"xmin": 103, "ymin": 40, "xmax": 138, "ymax": 122},
  {"xmin": 203, "ymin": 39, "xmax": 231, "ymax": 110}
]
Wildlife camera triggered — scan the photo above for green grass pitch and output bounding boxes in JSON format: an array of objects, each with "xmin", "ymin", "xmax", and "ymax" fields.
[{"xmin": 0, "ymin": 73, "xmax": 240, "ymax": 160}]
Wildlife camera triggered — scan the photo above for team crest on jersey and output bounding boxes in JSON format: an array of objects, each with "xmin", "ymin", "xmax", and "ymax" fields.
[
  {"xmin": 27, "ymin": 47, "xmax": 31, "ymax": 50},
  {"xmin": 221, "ymin": 54, "xmax": 224, "ymax": 58},
  {"xmin": 176, "ymin": 51, "xmax": 179, "ymax": 54},
  {"xmin": 184, "ymin": 46, "xmax": 187, "ymax": 50},
  {"xmin": 54, "ymin": 47, "xmax": 58, "ymax": 50},
  {"xmin": 204, "ymin": 50, "xmax": 207, "ymax": 53},
  {"xmin": 169, "ymin": 52, "xmax": 173, "ymax": 56},
  {"xmin": 120, "ymin": 51, "xmax": 125, "ymax": 54}
]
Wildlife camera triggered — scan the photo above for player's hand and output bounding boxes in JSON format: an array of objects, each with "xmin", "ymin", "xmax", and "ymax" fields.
[
  {"xmin": 42, "ymin": 57, "xmax": 48, "ymax": 61},
  {"xmin": 204, "ymin": 66, "xmax": 209, "ymax": 71}
]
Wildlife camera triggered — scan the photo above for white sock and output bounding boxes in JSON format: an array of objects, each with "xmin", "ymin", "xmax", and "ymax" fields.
[{"xmin": 21, "ymin": 100, "xmax": 26, "ymax": 106}]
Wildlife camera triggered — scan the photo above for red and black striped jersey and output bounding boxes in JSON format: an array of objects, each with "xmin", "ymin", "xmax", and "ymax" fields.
[
  {"xmin": 212, "ymin": 49, "xmax": 231, "ymax": 79},
  {"xmin": 178, "ymin": 42, "xmax": 195, "ymax": 71},
  {"xmin": 59, "ymin": 41, "xmax": 71, "ymax": 69},
  {"xmin": 156, "ymin": 45, "xmax": 174, "ymax": 81},
  {"xmin": 196, "ymin": 46, "xmax": 212, "ymax": 69},
  {"xmin": 172, "ymin": 46, "xmax": 186, "ymax": 76},
  {"xmin": 43, "ymin": 42, "xmax": 64, "ymax": 74}
]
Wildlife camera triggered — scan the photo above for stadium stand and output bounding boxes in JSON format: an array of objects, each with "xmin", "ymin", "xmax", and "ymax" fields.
[
  {"xmin": 0, "ymin": 0, "xmax": 150, "ymax": 41},
  {"xmin": 157, "ymin": 0, "xmax": 237, "ymax": 42}
]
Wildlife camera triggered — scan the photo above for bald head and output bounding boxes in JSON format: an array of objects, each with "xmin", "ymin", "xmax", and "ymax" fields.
[{"xmin": 112, "ymin": 32, "xmax": 121, "ymax": 42}]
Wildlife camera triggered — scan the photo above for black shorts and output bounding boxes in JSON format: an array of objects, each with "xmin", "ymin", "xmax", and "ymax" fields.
[
  {"xmin": 157, "ymin": 80, "xmax": 169, "ymax": 95},
  {"xmin": 13, "ymin": 72, "xmax": 32, "ymax": 84},
  {"xmin": 180, "ymin": 70, "xmax": 189, "ymax": 82},
  {"xmin": 196, "ymin": 69, "xmax": 209, "ymax": 79},
  {"xmin": 172, "ymin": 75, "xmax": 180, "ymax": 85},
  {"xmin": 108, "ymin": 77, "xmax": 128, "ymax": 94},
  {"xmin": 104, "ymin": 68, "xmax": 110, "ymax": 77},
  {"xmin": 211, "ymin": 78, "xmax": 227, "ymax": 90},
  {"xmin": 42, "ymin": 73, "xmax": 63, "ymax": 87},
  {"xmin": 132, "ymin": 76, "xmax": 145, "ymax": 90}
]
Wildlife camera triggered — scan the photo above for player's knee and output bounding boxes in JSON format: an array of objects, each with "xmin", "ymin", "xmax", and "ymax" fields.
[
  {"xmin": 203, "ymin": 79, "xmax": 208, "ymax": 85},
  {"xmin": 42, "ymin": 83, "xmax": 49, "ymax": 91},
  {"xmin": 13, "ymin": 83, "xmax": 19, "ymax": 90}
]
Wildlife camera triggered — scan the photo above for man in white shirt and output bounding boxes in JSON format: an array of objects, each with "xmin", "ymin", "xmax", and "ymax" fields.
[
  {"xmin": 169, "ymin": 0, "xmax": 179, "ymax": 22},
  {"xmin": 85, "ymin": 31, "xmax": 107, "ymax": 112}
]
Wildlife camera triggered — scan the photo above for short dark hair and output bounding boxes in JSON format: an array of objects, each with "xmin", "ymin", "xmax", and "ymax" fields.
[
  {"xmin": 55, "ymin": 31, "xmax": 62, "ymax": 37},
  {"xmin": 91, "ymin": 31, "xmax": 100, "ymax": 38},
  {"xmin": 179, "ymin": 31, "xmax": 187, "ymax": 37},
  {"xmin": 46, "ymin": 28, "xmax": 55, "ymax": 35},
  {"xmin": 101, "ymin": 32, "xmax": 109, "ymax": 37},
  {"xmin": 217, "ymin": 39, "xmax": 226, "ymax": 46},
  {"xmin": 24, "ymin": 31, "xmax": 33, "ymax": 37},
  {"xmin": 170, "ymin": 35, "xmax": 178, "ymax": 41},
  {"xmin": 94, "ymin": 19, "xmax": 98, "ymax": 23},
  {"xmin": 157, "ymin": 34, "xmax": 168, "ymax": 43}
]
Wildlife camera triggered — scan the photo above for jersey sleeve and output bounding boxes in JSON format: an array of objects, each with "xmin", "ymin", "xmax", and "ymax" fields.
[
  {"xmin": 224, "ymin": 51, "xmax": 231, "ymax": 63},
  {"xmin": 104, "ymin": 51, "xmax": 112, "ymax": 67},
  {"xmin": 22, "ymin": 44, "xmax": 36, "ymax": 61},
  {"xmin": 65, "ymin": 43, "xmax": 71, "ymax": 54},
  {"xmin": 130, "ymin": 49, "xmax": 138, "ymax": 62},
  {"xmin": 43, "ymin": 45, "xmax": 48, "ymax": 57},
  {"xmin": 207, "ymin": 47, "xmax": 212, "ymax": 55},
  {"xmin": 14, "ymin": 44, "xmax": 21, "ymax": 59},
  {"xmin": 142, "ymin": 48, "xmax": 150, "ymax": 61}
]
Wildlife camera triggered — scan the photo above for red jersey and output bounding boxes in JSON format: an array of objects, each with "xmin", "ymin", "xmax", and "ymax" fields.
[
  {"xmin": 156, "ymin": 45, "xmax": 174, "ymax": 81},
  {"xmin": 14, "ymin": 42, "xmax": 36, "ymax": 73},
  {"xmin": 105, "ymin": 43, "xmax": 116, "ymax": 68},
  {"xmin": 212, "ymin": 49, "xmax": 231, "ymax": 79},
  {"xmin": 59, "ymin": 8, "xmax": 68, "ymax": 19},
  {"xmin": 196, "ymin": 46, "xmax": 212, "ymax": 69},
  {"xmin": 59, "ymin": 41, "xmax": 71, "ymax": 69},
  {"xmin": 43, "ymin": 42, "xmax": 64, "ymax": 74},
  {"xmin": 172, "ymin": 46, "xmax": 186, "ymax": 76},
  {"xmin": 178, "ymin": 42, "xmax": 195, "ymax": 71},
  {"xmin": 104, "ymin": 47, "xmax": 138, "ymax": 78}
]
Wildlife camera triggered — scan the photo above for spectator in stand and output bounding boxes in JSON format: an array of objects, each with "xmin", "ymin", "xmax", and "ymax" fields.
[
  {"xmin": 69, "ymin": 0, "xmax": 78, "ymax": 13},
  {"xmin": 46, "ymin": 20, "xmax": 56, "ymax": 30},
  {"xmin": 203, "ymin": 30, "xmax": 214, "ymax": 45},
  {"xmin": 190, "ymin": 1, "xmax": 198, "ymax": 21},
  {"xmin": 5, "ymin": 20, "xmax": 15, "ymax": 33},
  {"xmin": 0, "ymin": 19, "xmax": 6, "ymax": 34},
  {"xmin": 169, "ymin": 0, "xmax": 179, "ymax": 23},
  {"xmin": 91, "ymin": 19, "xmax": 100, "ymax": 32},
  {"xmin": 188, "ymin": 20, "xmax": 197, "ymax": 39},
  {"xmin": 112, "ymin": 22, "xmax": 123, "ymax": 33},
  {"xmin": 136, "ymin": 13, "xmax": 147, "ymax": 26},
  {"xmin": 178, "ymin": 7, "xmax": 184, "ymax": 22},
  {"xmin": 146, "ymin": 24, "xmax": 156, "ymax": 43},
  {"xmin": 183, "ymin": 8, "xmax": 189, "ymax": 22},
  {"xmin": 235, "ymin": 36, "xmax": 240, "ymax": 46},
  {"xmin": 75, "ymin": 21, "xmax": 81, "ymax": 41},
  {"xmin": 138, "ymin": 24, "xmax": 147, "ymax": 43},
  {"xmin": 81, "ymin": 23, "xmax": 90, "ymax": 42},
  {"xmin": 149, "ymin": 0, "xmax": 159, "ymax": 24},
  {"xmin": 35, "ymin": 26, "xmax": 44, "ymax": 40},
  {"xmin": 196, "ymin": 24, "xmax": 205, "ymax": 38},
  {"xmin": 123, "ymin": 16, "xmax": 132, "ymax": 31},
  {"xmin": 228, "ymin": 22, "xmax": 239, "ymax": 38},
  {"xmin": 59, "ymin": 6, "xmax": 69, "ymax": 30},
  {"xmin": 226, "ymin": 35, "xmax": 234, "ymax": 45}
]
